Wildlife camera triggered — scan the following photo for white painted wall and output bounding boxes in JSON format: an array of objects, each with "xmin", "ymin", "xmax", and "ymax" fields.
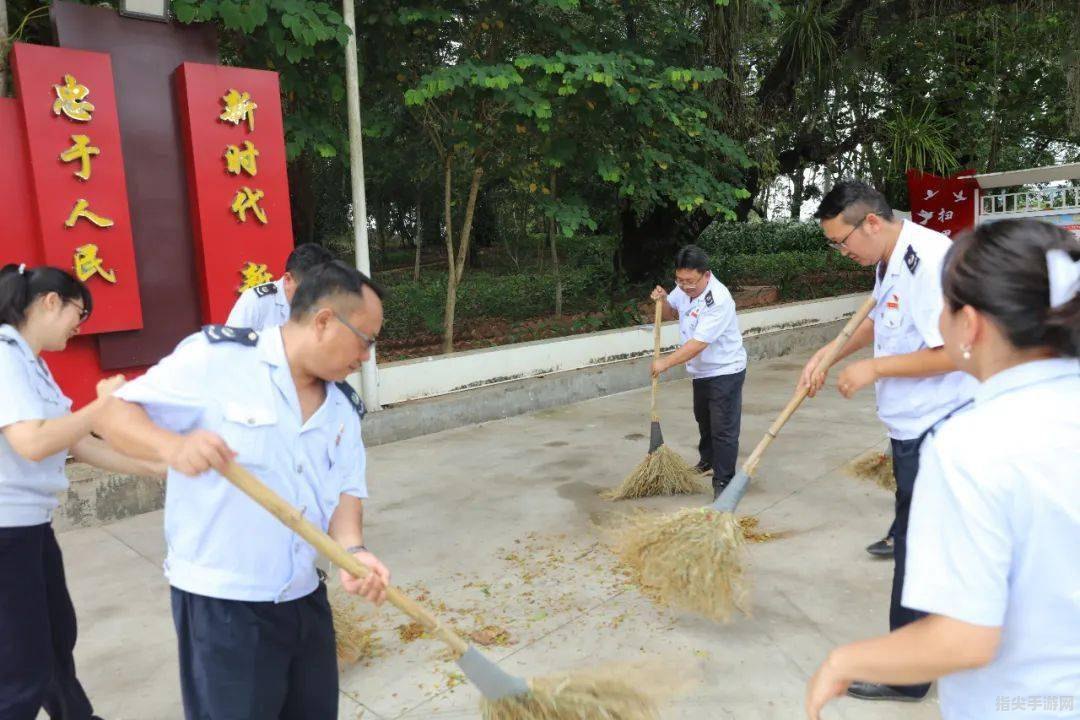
[{"xmin": 354, "ymin": 293, "xmax": 867, "ymax": 406}]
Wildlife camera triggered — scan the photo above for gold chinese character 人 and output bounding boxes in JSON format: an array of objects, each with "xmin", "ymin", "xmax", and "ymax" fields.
[
  {"xmin": 224, "ymin": 141, "xmax": 259, "ymax": 177},
  {"xmin": 73, "ymin": 244, "xmax": 117, "ymax": 283},
  {"xmin": 230, "ymin": 187, "xmax": 268, "ymax": 224},
  {"xmin": 219, "ymin": 89, "xmax": 257, "ymax": 132},
  {"xmin": 238, "ymin": 261, "xmax": 273, "ymax": 293},
  {"xmin": 64, "ymin": 199, "xmax": 114, "ymax": 229},
  {"xmin": 59, "ymin": 135, "xmax": 101, "ymax": 181},
  {"xmin": 53, "ymin": 75, "xmax": 95, "ymax": 122}
]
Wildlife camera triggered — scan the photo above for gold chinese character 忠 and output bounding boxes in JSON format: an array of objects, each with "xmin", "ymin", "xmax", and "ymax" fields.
[
  {"xmin": 224, "ymin": 140, "xmax": 259, "ymax": 177},
  {"xmin": 73, "ymin": 244, "xmax": 117, "ymax": 283},
  {"xmin": 230, "ymin": 187, "xmax": 268, "ymax": 224},
  {"xmin": 53, "ymin": 75, "xmax": 95, "ymax": 123},
  {"xmin": 59, "ymin": 135, "xmax": 101, "ymax": 181},
  {"xmin": 238, "ymin": 261, "xmax": 273, "ymax": 293},
  {"xmin": 219, "ymin": 89, "xmax": 257, "ymax": 132},
  {"xmin": 65, "ymin": 199, "xmax": 114, "ymax": 229}
]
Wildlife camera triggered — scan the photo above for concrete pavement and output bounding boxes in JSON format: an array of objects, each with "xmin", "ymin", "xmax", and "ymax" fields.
[{"xmin": 54, "ymin": 349, "xmax": 941, "ymax": 720}]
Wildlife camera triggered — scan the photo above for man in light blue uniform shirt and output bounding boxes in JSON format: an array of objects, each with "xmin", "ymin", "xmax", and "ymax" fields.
[
  {"xmin": 97, "ymin": 260, "xmax": 389, "ymax": 720},
  {"xmin": 227, "ymin": 242, "xmax": 333, "ymax": 330}
]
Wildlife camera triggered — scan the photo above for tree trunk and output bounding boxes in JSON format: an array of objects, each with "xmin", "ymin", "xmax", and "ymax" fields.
[
  {"xmin": 413, "ymin": 188, "xmax": 422, "ymax": 282},
  {"xmin": 441, "ymin": 155, "xmax": 457, "ymax": 354},
  {"xmin": 453, "ymin": 166, "xmax": 483, "ymax": 285},
  {"xmin": 0, "ymin": 0, "xmax": 9, "ymax": 98},
  {"xmin": 548, "ymin": 171, "xmax": 562, "ymax": 316},
  {"xmin": 790, "ymin": 168, "xmax": 805, "ymax": 220}
]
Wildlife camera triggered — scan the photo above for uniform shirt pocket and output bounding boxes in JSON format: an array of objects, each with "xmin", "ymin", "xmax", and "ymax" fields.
[{"xmin": 218, "ymin": 402, "xmax": 277, "ymax": 469}]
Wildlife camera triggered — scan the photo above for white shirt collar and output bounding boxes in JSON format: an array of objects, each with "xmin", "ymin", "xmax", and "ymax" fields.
[{"xmin": 975, "ymin": 357, "xmax": 1080, "ymax": 406}]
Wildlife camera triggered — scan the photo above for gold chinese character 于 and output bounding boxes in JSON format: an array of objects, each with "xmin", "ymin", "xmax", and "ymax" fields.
[
  {"xmin": 238, "ymin": 261, "xmax": 273, "ymax": 293},
  {"xmin": 53, "ymin": 75, "xmax": 95, "ymax": 122},
  {"xmin": 59, "ymin": 135, "xmax": 101, "ymax": 181},
  {"xmin": 219, "ymin": 89, "xmax": 257, "ymax": 132},
  {"xmin": 73, "ymin": 244, "xmax": 117, "ymax": 283},
  {"xmin": 230, "ymin": 187, "xmax": 268, "ymax": 224},
  {"xmin": 224, "ymin": 141, "xmax": 259, "ymax": 177},
  {"xmin": 65, "ymin": 199, "xmax": 114, "ymax": 229}
]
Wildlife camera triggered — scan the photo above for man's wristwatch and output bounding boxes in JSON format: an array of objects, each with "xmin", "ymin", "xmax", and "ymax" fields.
[{"xmin": 346, "ymin": 544, "xmax": 368, "ymax": 555}]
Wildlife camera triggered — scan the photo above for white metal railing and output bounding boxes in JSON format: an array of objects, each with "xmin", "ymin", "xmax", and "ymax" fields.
[{"xmin": 982, "ymin": 185, "xmax": 1080, "ymax": 216}]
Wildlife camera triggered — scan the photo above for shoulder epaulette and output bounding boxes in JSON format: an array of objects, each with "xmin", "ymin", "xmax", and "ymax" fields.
[
  {"xmin": 335, "ymin": 381, "xmax": 367, "ymax": 420},
  {"xmin": 202, "ymin": 325, "xmax": 259, "ymax": 347},
  {"xmin": 904, "ymin": 245, "xmax": 921, "ymax": 275},
  {"xmin": 253, "ymin": 282, "xmax": 278, "ymax": 298}
]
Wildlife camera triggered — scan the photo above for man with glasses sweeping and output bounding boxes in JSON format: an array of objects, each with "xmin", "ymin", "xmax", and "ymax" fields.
[
  {"xmin": 650, "ymin": 245, "xmax": 747, "ymax": 499},
  {"xmin": 94, "ymin": 260, "xmax": 390, "ymax": 720},
  {"xmin": 799, "ymin": 181, "xmax": 975, "ymax": 704}
]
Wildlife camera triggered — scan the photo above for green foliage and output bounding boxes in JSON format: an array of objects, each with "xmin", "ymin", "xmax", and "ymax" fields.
[{"xmin": 698, "ymin": 220, "xmax": 828, "ymax": 255}]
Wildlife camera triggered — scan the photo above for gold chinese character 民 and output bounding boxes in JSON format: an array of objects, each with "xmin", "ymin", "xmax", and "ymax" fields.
[
  {"xmin": 73, "ymin": 244, "xmax": 117, "ymax": 283},
  {"xmin": 53, "ymin": 75, "xmax": 95, "ymax": 122},
  {"xmin": 238, "ymin": 261, "xmax": 273, "ymax": 293},
  {"xmin": 230, "ymin": 187, "xmax": 267, "ymax": 224},
  {"xmin": 224, "ymin": 140, "xmax": 259, "ymax": 177},
  {"xmin": 65, "ymin": 199, "xmax": 114, "ymax": 229},
  {"xmin": 59, "ymin": 135, "xmax": 101, "ymax": 181},
  {"xmin": 219, "ymin": 89, "xmax": 257, "ymax": 132}
]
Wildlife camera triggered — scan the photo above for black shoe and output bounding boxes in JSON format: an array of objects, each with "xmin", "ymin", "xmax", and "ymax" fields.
[
  {"xmin": 694, "ymin": 460, "xmax": 712, "ymax": 474},
  {"xmin": 865, "ymin": 536, "xmax": 895, "ymax": 558},
  {"xmin": 846, "ymin": 682, "xmax": 924, "ymax": 702}
]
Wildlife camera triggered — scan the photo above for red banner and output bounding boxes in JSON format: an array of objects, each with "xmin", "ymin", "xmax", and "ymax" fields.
[
  {"xmin": 0, "ymin": 98, "xmax": 43, "ymax": 268},
  {"xmin": 906, "ymin": 169, "xmax": 979, "ymax": 239},
  {"xmin": 10, "ymin": 43, "xmax": 143, "ymax": 335},
  {"xmin": 175, "ymin": 62, "xmax": 294, "ymax": 324}
]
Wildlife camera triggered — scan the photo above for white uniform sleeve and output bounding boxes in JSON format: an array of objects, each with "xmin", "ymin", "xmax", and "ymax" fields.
[
  {"xmin": 908, "ymin": 263, "xmax": 947, "ymax": 348},
  {"xmin": 226, "ymin": 289, "xmax": 260, "ymax": 328},
  {"xmin": 340, "ymin": 425, "xmax": 368, "ymax": 500},
  {"xmin": 113, "ymin": 335, "xmax": 209, "ymax": 434},
  {"xmin": 0, "ymin": 346, "xmax": 44, "ymax": 428},
  {"xmin": 692, "ymin": 288, "xmax": 736, "ymax": 345},
  {"xmin": 666, "ymin": 287, "xmax": 686, "ymax": 315},
  {"xmin": 902, "ymin": 434, "xmax": 1011, "ymax": 626}
]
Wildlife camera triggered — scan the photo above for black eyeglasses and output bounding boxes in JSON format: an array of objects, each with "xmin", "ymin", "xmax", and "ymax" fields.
[
  {"xmin": 67, "ymin": 300, "xmax": 90, "ymax": 323},
  {"xmin": 333, "ymin": 311, "xmax": 377, "ymax": 350},
  {"xmin": 827, "ymin": 215, "xmax": 867, "ymax": 251}
]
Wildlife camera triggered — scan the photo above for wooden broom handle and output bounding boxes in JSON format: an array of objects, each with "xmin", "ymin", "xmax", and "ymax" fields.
[
  {"xmin": 742, "ymin": 294, "xmax": 877, "ymax": 477},
  {"xmin": 650, "ymin": 298, "xmax": 662, "ymax": 422},
  {"xmin": 221, "ymin": 462, "xmax": 471, "ymax": 657}
]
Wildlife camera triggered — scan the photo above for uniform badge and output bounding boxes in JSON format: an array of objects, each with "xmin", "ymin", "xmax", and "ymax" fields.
[
  {"xmin": 704, "ymin": 290, "xmax": 714, "ymax": 307},
  {"xmin": 253, "ymin": 282, "xmax": 278, "ymax": 298},
  {"xmin": 0, "ymin": 336, "xmax": 16, "ymax": 345},
  {"xmin": 335, "ymin": 423, "xmax": 345, "ymax": 448},
  {"xmin": 904, "ymin": 245, "xmax": 920, "ymax": 275},
  {"xmin": 335, "ymin": 381, "xmax": 367, "ymax": 420},
  {"xmin": 202, "ymin": 324, "xmax": 259, "ymax": 346}
]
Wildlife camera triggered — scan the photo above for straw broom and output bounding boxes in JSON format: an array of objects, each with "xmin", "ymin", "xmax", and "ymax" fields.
[
  {"xmin": 616, "ymin": 295, "xmax": 878, "ymax": 622},
  {"xmin": 845, "ymin": 443, "xmax": 896, "ymax": 491},
  {"xmin": 220, "ymin": 463, "xmax": 662, "ymax": 719},
  {"xmin": 606, "ymin": 299, "xmax": 709, "ymax": 500}
]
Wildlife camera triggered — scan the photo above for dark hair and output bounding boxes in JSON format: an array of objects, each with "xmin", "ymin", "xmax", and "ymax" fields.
[
  {"xmin": 814, "ymin": 181, "xmax": 895, "ymax": 223},
  {"xmin": 285, "ymin": 243, "xmax": 334, "ymax": 283},
  {"xmin": 943, "ymin": 219, "xmax": 1079, "ymax": 357},
  {"xmin": 289, "ymin": 260, "xmax": 384, "ymax": 320},
  {"xmin": 675, "ymin": 245, "xmax": 710, "ymax": 272},
  {"xmin": 0, "ymin": 264, "xmax": 93, "ymax": 328}
]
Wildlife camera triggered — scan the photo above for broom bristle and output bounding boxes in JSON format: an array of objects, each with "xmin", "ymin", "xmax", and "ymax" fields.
[
  {"xmin": 605, "ymin": 445, "xmax": 709, "ymax": 500},
  {"xmin": 480, "ymin": 661, "xmax": 684, "ymax": 720},
  {"xmin": 615, "ymin": 507, "xmax": 748, "ymax": 622},
  {"xmin": 845, "ymin": 450, "xmax": 896, "ymax": 491},
  {"xmin": 331, "ymin": 592, "xmax": 382, "ymax": 665}
]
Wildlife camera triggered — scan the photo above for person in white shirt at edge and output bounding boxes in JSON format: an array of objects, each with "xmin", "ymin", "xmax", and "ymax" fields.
[
  {"xmin": 94, "ymin": 260, "xmax": 391, "ymax": 720},
  {"xmin": 650, "ymin": 245, "xmax": 748, "ymax": 499},
  {"xmin": 800, "ymin": 182, "xmax": 976, "ymax": 703},
  {"xmin": 226, "ymin": 242, "xmax": 333, "ymax": 330},
  {"xmin": 806, "ymin": 219, "xmax": 1080, "ymax": 720},
  {"xmin": 0, "ymin": 264, "xmax": 165, "ymax": 720}
]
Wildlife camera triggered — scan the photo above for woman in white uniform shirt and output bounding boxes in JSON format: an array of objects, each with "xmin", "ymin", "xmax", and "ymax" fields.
[
  {"xmin": 806, "ymin": 219, "xmax": 1080, "ymax": 719},
  {"xmin": 0, "ymin": 264, "xmax": 163, "ymax": 720}
]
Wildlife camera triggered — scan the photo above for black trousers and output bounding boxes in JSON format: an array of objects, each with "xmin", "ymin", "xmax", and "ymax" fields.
[
  {"xmin": 171, "ymin": 583, "xmax": 338, "ymax": 720},
  {"xmin": 888, "ymin": 436, "xmax": 931, "ymax": 699},
  {"xmin": 692, "ymin": 370, "xmax": 745, "ymax": 496},
  {"xmin": 0, "ymin": 523, "xmax": 95, "ymax": 720}
]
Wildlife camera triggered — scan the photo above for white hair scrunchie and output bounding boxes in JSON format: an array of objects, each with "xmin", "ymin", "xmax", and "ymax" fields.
[
  {"xmin": 17, "ymin": 263, "xmax": 26, "ymax": 275},
  {"xmin": 1046, "ymin": 248, "xmax": 1080, "ymax": 308}
]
